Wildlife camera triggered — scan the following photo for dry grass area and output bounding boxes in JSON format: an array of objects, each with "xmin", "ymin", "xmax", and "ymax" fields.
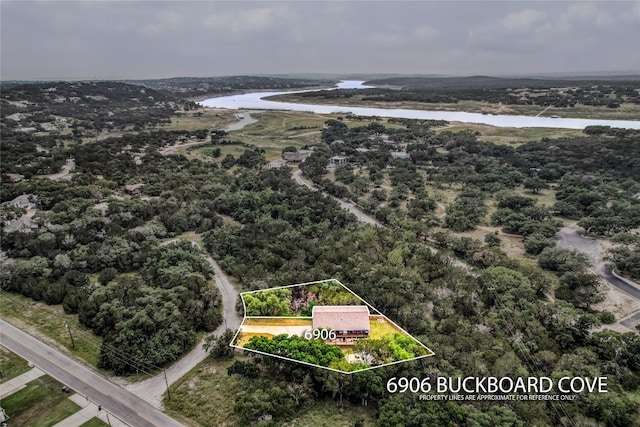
[
  {"xmin": 166, "ymin": 108, "xmax": 236, "ymax": 132},
  {"xmin": 165, "ymin": 356, "xmax": 376, "ymax": 427},
  {"xmin": 0, "ymin": 290, "xmax": 102, "ymax": 366},
  {"xmin": 442, "ymin": 123, "xmax": 584, "ymax": 146},
  {"xmin": 593, "ymin": 285, "xmax": 640, "ymax": 320},
  {"xmin": 235, "ymin": 331, "xmax": 275, "ymax": 347}
]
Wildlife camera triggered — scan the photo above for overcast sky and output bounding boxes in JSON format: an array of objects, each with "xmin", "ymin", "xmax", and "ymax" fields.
[{"xmin": 1, "ymin": 1, "xmax": 639, "ymax": 80}]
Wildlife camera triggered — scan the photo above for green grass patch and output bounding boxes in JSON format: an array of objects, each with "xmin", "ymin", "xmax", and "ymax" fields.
[
  {"xmin": 0, "ymin": 290, "xmax": 101, "ymax": 366},
  {"xmin": 368, "ymin": 316, "xmax": 403, "ymax": 339},
  {"xmin": 79, "ymin": 418, "xmax": 109, "ymax": 427},
  {"xmin": 1, "ymin": 375, "xmax": 80, "ymax": 427},
  {"xmin": 243, "ymin": 318, "xmax": 313, "ymax": 327},
  {"xmin": 0, "ymin": 347, "xmax": 31, "ymax": 383}
]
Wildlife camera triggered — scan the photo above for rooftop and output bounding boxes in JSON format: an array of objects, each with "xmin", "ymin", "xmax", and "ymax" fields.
[{"xmin": 312, "ymin": 305, "xmax": 370, "ymax": 332}]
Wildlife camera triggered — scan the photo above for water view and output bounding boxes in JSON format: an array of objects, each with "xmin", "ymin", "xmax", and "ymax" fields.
[{"xmin": 201, "ymin": 81, "xmax": 640, "ymax": 130}]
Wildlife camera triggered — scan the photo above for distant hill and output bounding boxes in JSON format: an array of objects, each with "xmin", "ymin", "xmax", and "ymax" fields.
[
  {"xmin": 365, "ymin": 75, "xmax": 640, "ymax": 90},
  {"xmin": 123, "ymin": 76, "xmax": 336, "ymax": 98}
]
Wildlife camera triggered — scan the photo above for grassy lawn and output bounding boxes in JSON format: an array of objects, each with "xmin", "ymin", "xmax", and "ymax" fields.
[
  {"xmin": 0, "ymin": 290, "xmax": 101, "ymax": 366},
  {"xmin": 369, "ymin": 316, "xmax": 403, "ymax": 339},
  {"xmin": 0, "ymin": 376, "xmax": 80, "ymax": 427},
  {"xmin": 243, "ymin": 318, "xmax": 313, "ymax": 327},
  {"xmin": 164, "ymin": 356, "xmax": 376, "ymax": 427},
  {"xmin": 79, "ymin": 418, "xmax": 109, "ymax": 427},
  {"xmin": 0, "ymin": 347, "xmax": 31, "ymax": 383}
]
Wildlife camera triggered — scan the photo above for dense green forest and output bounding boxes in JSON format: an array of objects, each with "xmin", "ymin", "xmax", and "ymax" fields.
[{"xmin": 1, "ymin": 80, "xmax": 639, "ymax": 426}]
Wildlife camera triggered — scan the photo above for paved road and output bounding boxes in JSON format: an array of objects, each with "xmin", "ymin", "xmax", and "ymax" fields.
[
  {"xmin": 556, "ymin": 227, "xmax": 640, "ymax": 301},
  {"xmin": 620, "ymin": 310, "xmax": 640, "ymax": 331},
  {"xmin": 48, "ymin": 158, "xmax": 75, "ymax": 181},
  {"xmin": 125, "ymin": 239, "xmax": 242, "ymax": 408},
  {"xmin": 291, "ymin": 170, "xmax": 473, "ymax": 273},
  {"xmin": 292, "ymin": 170, "xmax": 383, "ymax": 227},
  {"xmin": 0, "ymin": 320, "xmax": 184, "ymax": 427}
]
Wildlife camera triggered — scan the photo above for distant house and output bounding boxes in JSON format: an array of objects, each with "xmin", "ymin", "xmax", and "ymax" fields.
[
  {"xmin": 125, "ymin": 183, "xmax": 144, "ymax": 196},
  {"xmin": 282, "ymin": 151, "xmax": 312, "ymax": 163},
  {"xmin": 328, "ymin": 156, "xmax": 348, "ymax": 167},
  {"xmin": 312, "ymin": 305, "xmax": 370, "ymax": 344},
  {"xmin": 5, "ymin": 173, "xmax": 25, "ymax": 182},
  {"xmin": 2, "ymin": 194, "xmax": 37, "ymax": 209},
  {"xmin": 391, "ymin": 151, "xmax": 409, "ymax": 160},
  {"xmin": 269, "ymin": 159, "xmax": 288, "ymax": 169}
]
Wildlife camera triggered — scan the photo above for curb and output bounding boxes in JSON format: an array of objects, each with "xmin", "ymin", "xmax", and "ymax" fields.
[{"xmin": 611, "ymin": 268, "xmax": 640, "ymax": 292}]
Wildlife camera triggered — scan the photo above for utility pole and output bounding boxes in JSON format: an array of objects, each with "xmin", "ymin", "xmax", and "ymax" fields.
[
  {"xmin": 163, "ymin": 369, "xmax": 171, "ymax": 401},
  {"xmin": 64, "ymin": 321, "xmax": 75, "ymax": 349},
  {"xmin": 105, "ymin": 412, "xmax": 112, "ymax": 427}
]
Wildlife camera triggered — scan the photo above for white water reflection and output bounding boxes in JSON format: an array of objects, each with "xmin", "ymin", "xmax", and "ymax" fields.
[{"xmin": 200, "ymin": 81, "xmax": 640, "ymax": 130}]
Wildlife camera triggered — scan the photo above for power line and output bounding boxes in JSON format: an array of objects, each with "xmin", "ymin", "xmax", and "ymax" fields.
[
  {"xmin": 487, "ymin": 286, "xmax": 576, "ymax": 427},
  {"xmin": 0, "ymin": 289, "xmax": 163, "ymax": 375}
]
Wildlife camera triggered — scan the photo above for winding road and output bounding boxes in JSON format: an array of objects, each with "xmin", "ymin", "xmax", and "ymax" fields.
[
  {"xmin": 291, "ymin": 170, "xmax": 473, "ymax": 273},
  {"xmin": 556, "ymin": 227, "xmax": 640, "ymax": 301},
  {"xmin": 124, "ymin": 238, "xmax": 242, "ymax": 408},
  {"xmin": 48, "ymin": 158, "xmax": 75, "ymax": 181},
  {"xmin": 292, "ymin": 170, "xmax": 383, "ymax": 227}
]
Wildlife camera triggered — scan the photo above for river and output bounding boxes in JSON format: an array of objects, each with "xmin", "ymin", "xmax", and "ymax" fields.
[{"xmin": 199, "ymin": 81, "xmax": 640, "ymax": 130}]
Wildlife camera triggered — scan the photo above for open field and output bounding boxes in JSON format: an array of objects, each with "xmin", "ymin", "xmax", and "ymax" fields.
[
  {"xmin": 163, "ymin": 356, "xmax": 249, "ymax": 427},
  {"xmin": 0, "ymin": 290, "xmax": 102, "ymax": 366},
  {"xmin": 165, "ymin": 108, "xmax": 237, "ymax": 132},
  {"xmin": 267, "ymin": 93, "xmax": 640, "ymax": 121},
  {"xmin": 164, "ymin": 356, "xmax": 376, "ymax": 427},
  {"xmin": 1, "ymin": 375, "xmax": 81, "ymax": 427},
  {"xmin": 441, "ymin": 123, "xmax": 584, "ymax": 146}
]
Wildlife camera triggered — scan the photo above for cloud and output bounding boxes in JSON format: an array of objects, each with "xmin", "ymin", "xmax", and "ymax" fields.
[
  {"xmin": 412, "ymin": 26, "xmax": 437, "ymax": 42},
  {"xmin": 0, "ymin": 1, "xmax": 637, "ymax": 79},
  {"xmin": 467, "ymin": 9, "xmax": 552, "ymax": 52}
]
